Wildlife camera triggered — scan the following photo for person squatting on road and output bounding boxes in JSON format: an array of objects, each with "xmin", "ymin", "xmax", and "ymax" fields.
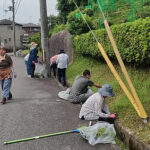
[
  {"xmin": 50, "ymin": 54, "xmax": 58, "ymax": 77},
  {"xmin": 68, "ymin": 70, "xmax": 101, "ymax": 104},
  {"xmin": 79, "ymin": 84, "xmax": 116, "ymax": 124},
  {"xmin": 0, "ymin": 46, "xmax": 13, "ymax": 104},
  {"xmin": 56, "ymin": 49, "xmax": 69, "ymax": 86},
  {"xmin": 27, "ymin": 43, "xmax": 38, "ymax": 78}
]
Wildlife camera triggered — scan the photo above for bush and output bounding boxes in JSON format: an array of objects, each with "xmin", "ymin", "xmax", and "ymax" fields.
[
  {"xmin": 49, "ymin": 24, "xmax": 68, "ymax": 37},
  {"xmin": 73, "ymin": 17, "xmax": 150, "ymax": 66},
  {"xmin": 67, "ymin": 9, "xmax": 95, "ymax": 35},
  {"xmin": 29, "ymin": 33, "xmax": 41, "ymax": 49}
]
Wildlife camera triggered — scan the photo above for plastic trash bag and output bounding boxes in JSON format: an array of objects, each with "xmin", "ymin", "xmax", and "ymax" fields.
[
  {"xmin": 35, "ymin": 63, "xmax": 47, "ymax": 78},
  {"xmin": 79, "ymin": 122, "xmax": 116, "ymax": 145},
  {"xmin": 58, "ymin": 88, "xmax": 71, "ymax": 100}
]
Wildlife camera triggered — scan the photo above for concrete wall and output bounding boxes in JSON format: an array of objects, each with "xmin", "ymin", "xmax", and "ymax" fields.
[
  {"xmin": 49, "ymin": 30, "xmax": 73, "ymax": 63},
  {"xmin": 0, "ymin": 25, "xmax": 24, "ymax": 50}
]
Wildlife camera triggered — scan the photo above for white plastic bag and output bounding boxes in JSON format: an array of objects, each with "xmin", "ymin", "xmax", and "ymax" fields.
[
  {"xmin": 79, "ymin": 122, "xmax": 116, "ymax": 145},
  {"xmin": 35, "ymin": 63, "xmax": 47, "ymax": 78},
  {"xmin": 58, "ymin": 88, "xmax": 71, "ymax": 100}
]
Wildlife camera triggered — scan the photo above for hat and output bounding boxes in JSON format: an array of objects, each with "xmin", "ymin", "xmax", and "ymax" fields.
[
  {"xmin": 59, "ymin": 49, "xmax": 64, "ymax": 54},
  {"xmin": 30, "ymin": 42, "xmax": 36, "ymax": 46},
  {"xmin": 98, "ymin": 84, "xmax": 114, "ymax": 97}
]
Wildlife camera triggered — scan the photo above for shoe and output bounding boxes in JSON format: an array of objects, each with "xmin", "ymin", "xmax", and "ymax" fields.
[
  {"xmin": 27, "ymin": 75, "xmax": 31, "ymax": 78},
  {"xmin": 1, "ymin": 98, "xmax": 6, "ymax": 104}
]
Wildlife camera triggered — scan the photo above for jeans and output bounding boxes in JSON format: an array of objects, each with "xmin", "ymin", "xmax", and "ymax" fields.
[
  {"xmin": 57, "ymin": 68, "xmax": 66, "ymax": 86},
  {"xmin": 24, "ymin": 60, "xmax": 30, "ymax": 75},
  {"xmin": 0, "ymin": 78, "xmax": 12, "ymax": 99}
]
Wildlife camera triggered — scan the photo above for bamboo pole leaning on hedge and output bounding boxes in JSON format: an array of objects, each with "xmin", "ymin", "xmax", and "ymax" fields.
[
  {"xmin": 103, "ymin": 20, "xmax": 147, "ymax": 119},
  {"xmin": 97, "ymin": 43, "xmax": 146, "ymax": 119}
]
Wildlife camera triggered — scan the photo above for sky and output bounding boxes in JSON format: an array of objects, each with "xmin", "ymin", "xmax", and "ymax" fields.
[{"xmin": 0, "ymin": 0, "xmax": 58, "ymax": 24}]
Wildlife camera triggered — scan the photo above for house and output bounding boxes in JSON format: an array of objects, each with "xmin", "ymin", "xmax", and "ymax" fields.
[
  {"xmin": 22, "ymin": 23, "xmax": 41, "ymax": 46},
  {"xmin": 0, "ymin": 19, "xmax": 24, "ymax": 51}
]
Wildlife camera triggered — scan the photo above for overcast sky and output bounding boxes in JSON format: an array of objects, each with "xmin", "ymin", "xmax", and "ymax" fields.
[{"xmin": 0, "ymin": 0, "xmax": 58, "ymax": 24}]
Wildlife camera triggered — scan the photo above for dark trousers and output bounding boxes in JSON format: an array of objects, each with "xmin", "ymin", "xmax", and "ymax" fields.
[
  {"xmin": 30, "ymin": 63, "xmax": 35, "ymax": 78},
  {"xmin": 50, "ymin": 63, "xmax": 57, "ymax": 77},
  {"xmin": 57, "ymin": 68, "xmax": 66, "ymax": 86}
]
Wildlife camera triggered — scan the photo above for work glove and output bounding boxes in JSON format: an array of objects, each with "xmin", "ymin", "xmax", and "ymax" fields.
[{"xmin": 108, "ymin": 114, "xmax": 116, "ymax": 118}]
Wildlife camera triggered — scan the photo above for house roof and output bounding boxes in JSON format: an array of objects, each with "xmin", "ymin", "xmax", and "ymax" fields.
[
  {"xmin": 22, "ymin": 23, "xmax": 40, "ymax": 28},
  {"xmin": 0, "ymin": 19, "xmax": 22, "ymax": 26}
]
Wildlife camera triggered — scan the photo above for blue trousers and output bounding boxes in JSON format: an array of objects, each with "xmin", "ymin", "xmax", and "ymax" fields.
[{"xmin": 0, "ymin": 78, "xmax": 12, "ymax": 99}]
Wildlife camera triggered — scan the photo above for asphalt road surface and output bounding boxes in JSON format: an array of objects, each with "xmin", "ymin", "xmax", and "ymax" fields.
[{"xmin": 0, "ymin": 56, "xmax": 121, "ymax": 150}]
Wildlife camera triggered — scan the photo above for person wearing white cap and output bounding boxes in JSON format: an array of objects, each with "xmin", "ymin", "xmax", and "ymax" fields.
[{"xmin": 79, "ymin": 84, "xmax": 116, "ymax": 123}]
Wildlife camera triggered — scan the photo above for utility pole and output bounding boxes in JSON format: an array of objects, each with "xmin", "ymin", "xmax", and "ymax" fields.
[
  {"xmin": 39, "ymin": 0, "xmax": 50, "ymax": 77},
  {"xmin": 12, "ymin": 0, "xmax": 16, "ymax": 56}
]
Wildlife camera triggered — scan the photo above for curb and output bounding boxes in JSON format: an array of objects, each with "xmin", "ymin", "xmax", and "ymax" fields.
[{"xmin": 115, "ymin": 121, "xmax": 150, "ymax": 150}]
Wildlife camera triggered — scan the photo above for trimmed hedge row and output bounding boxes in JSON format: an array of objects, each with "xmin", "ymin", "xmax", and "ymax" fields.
[{"xmin": 73, "ymin": 17, "xmax": 150, "ymax": 65}]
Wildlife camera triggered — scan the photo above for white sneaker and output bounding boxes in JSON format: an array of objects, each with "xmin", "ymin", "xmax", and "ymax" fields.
[{"xmin": 27, "ymin": 75, "xmax": 31, "ymax": 78}]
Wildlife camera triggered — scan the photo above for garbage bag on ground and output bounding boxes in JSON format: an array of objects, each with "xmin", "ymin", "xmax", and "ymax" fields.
[
  {"xmin": 78, "ymin": 122, "xmax": 116, "ymax": 145},
  {"xmin": 58, "ymin": 88, "xmax": 71, "ymax": 100},
  {"xmin": 35, "ymin": 63, "xmax": 47, "ymax": 78}
]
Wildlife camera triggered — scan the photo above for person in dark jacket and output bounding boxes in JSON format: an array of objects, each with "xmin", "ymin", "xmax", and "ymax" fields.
[
  {"xmin": 28, "ymin": 43, "xmax": 38, "ymax": 78},
  {"xmin": 0, "ymin": 46, "xmax": 13, "ymax": 104}
]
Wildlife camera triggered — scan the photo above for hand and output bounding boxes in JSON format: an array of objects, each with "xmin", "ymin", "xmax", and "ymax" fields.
[
  {"xmin": 32, "ymin": 61, "xmax": 35, "ymax": 64},
  {"xmin": 108, "ymin": 114, "xmax": 116, "ymax": 118}
]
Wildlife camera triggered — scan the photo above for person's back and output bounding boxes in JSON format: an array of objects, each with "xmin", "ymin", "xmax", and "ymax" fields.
[
  {"xmin": 57, "ymin": 53, "xmax": 69, "ymax": 69},
  {"xmin": 56, "ymin": 49, "xmax": 69, "ymax": 86},
  {"xmin": 70, "ymin": 75, "xmax": 93, "ymax": 95}
]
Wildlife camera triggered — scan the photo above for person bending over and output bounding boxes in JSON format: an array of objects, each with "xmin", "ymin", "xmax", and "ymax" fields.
[
  {"xmin": 69, "ymin": 70, "xmax": 101, "ymax": 104},
  {"xmin": 79, "ymin": 84, "xmax": 116, "ymax": 124}
]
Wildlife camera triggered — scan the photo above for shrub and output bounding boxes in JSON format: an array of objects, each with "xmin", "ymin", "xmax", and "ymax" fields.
[
  {"xmin": 49, "ymin": 24, "xmax": 68, "ymax": 37},
  {"xmin": 73, "ymin": 17, "xmax": 150, "ymax": 66},
  {"xmin": 67, "ymin": 9, "xmax": 95, "ymax": 35}
]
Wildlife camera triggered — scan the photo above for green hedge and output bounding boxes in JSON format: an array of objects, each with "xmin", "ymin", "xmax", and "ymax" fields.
[{"xmin": 73, "ymin": 17, "xmax": 150, "ymax": 65}]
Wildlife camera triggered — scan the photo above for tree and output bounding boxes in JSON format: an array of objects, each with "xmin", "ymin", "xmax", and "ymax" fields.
[
  {"xmin": 47, "ymin": 15, "xmax": 59, "ymax": 30},
  {"xmin": 67, "ymin": 9, "xmax": 95, "ymax": 35},
  {"xmin": 57, "ymin": 0, "xmax": 88, "ymax": 24}
]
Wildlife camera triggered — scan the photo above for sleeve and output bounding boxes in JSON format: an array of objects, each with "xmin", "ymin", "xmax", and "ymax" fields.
[
  {"xmin": 102, "ymin": 104, "xmax": 110, "ymax": 114},
  {"xmin": 94, "ymin": 96, "xmax": 109, "ymax": 118},
  {"xmin": 88, "ymin": 80, "xmax": 94, "ymax": 86}
]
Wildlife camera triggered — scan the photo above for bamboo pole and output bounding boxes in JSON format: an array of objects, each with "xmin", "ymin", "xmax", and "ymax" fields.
[
  {"xmin": 4, "ymin": 129, "xmax": 79, "ymax": 145},
  {"xmin": 97, "ymin": 42, "xmax": 146, "ymax": 118},
  {"xmin": 103, "ymin": 20, "xmax": 147, "ymax": 119}
]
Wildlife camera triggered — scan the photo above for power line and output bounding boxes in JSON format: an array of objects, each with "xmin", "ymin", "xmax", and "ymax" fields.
[{"xmin": 15, "ymin": 0, "xmax": 21, "ymax": 15}]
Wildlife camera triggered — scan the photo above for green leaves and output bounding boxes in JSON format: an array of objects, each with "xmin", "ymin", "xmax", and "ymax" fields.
[{"xmin": 73, "ymin": 17, "xmax": 150, "ymax": 66}]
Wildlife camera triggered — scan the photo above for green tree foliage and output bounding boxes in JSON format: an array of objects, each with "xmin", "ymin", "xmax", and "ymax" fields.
[
  {"xmin": 67, "ymin": 9, "xmax": 95, "ymax": 35},
  {"xmin": 73, "ymin": 17, "xmax": 150, "ymax": 66},
  {"xmin": 48, "ymin": 24, "xmax": 68, "ymax": 37},
  {"xmin": 29, "ymin": 33, "xmax": 41, "ymax": 49},
  {"xmin": 57, "ymin": 0, "xmax": 88, "ymax": 24},
  {"xmin": 48, "ymin": 15, "xmax": 59, "ymax": 30}
]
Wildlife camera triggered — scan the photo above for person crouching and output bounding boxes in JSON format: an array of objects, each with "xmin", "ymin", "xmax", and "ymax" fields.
[{"xmin": 79, "ymin": 84, "xmax": 116, "ymax": 124}]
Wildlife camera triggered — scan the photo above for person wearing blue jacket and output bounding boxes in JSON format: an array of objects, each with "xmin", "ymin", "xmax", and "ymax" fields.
[{"xmin": 28, "ymin": 43, "xmax": 38, "ymax": 78}]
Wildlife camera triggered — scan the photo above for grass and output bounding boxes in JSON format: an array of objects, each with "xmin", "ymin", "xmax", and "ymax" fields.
[{"xmin": 67, "ymin": 54, "xmax": 150, "ymax": 145}]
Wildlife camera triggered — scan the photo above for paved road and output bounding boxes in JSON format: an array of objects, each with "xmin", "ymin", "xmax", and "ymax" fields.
[{"xmin": 0, "ymin": 56, "xmax": 121, "ymax": 150}]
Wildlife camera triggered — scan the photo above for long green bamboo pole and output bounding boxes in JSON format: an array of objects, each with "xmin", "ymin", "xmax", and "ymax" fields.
[{"xmin": 4, "ymin": 129, "xmax": 79, "ymax": 145}]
